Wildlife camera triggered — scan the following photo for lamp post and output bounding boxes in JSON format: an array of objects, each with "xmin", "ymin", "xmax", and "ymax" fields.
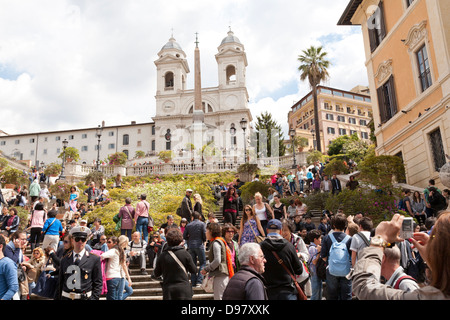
[
  {"xmin": 289, "ymin": 127, "xmax": 297, "ymax": 169},
  {"xmin": 60, "ymin": 139, "xmax": 68, "ymax": 180},
  {"xmin": 310, "ymin": 128, "xmax": 316, "ymax": 150},
  {"xmin": 240, "ymin": 118, "xmax": 248, "ymax": 163},
  {"xmin": 96, "ymin": 125, "xmax": 103, "ymax": 172}
]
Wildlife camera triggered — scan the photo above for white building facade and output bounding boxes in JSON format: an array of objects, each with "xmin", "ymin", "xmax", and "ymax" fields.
[{"xmin": 0, "ymin": 30, "xmax": 252, "ymax": 167}]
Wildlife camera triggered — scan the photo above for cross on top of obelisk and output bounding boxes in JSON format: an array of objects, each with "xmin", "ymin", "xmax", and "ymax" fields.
[{"xmin": 195, "ymin": 32, "xmax": 199, "ymax": 48}]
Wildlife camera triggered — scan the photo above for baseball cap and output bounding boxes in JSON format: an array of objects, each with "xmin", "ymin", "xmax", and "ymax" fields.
[{"xmin": 267, "ymin": 219, "xmax": 282, "ymax": 230}]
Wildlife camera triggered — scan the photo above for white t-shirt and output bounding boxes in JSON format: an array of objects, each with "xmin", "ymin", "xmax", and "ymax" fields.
[{"xmin": 254, "ymin": 204, "xmax": 268, "ymax": 221}]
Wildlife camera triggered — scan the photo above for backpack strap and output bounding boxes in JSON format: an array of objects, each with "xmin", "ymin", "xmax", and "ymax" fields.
[
  {"xmin": 341, "ymin": 234, "xmax": 351, "ymax": 245},
  {"xmin": 329, "ymin": 233, "xmax": 337, "ymax": 244},
  {"xmin": 357, "ymin": 232, "xmax": 370, "ymax": 247},
  {"xmin": 394, "ymin": 275, "xmax": 416, "ymax": 290}
]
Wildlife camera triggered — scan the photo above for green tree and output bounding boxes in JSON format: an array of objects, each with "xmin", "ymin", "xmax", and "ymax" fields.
[
  {"xmin": 327, "ymin": 134, "xmax": 358, "ymax": 157},
  {"xmin": 255, "ymin": 111, "xmax": 286, "ymax": 157},
  {"xmin": 298, "ymin": 46, "xmax": 331, "ymax": 153}
]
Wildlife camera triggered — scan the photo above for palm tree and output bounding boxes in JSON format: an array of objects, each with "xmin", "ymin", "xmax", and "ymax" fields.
[{"xmin": 298, "ymin": 46, "xmax": 330, "ymax": 152}]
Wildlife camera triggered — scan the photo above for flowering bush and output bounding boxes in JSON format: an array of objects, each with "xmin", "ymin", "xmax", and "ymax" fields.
[
  {"xmin": 49, "ymin": 182, "xmax": 72, "ymax": 201},
  {"xmin": 108, "ymin": 152, "xmax": 127, "ymax": 166},
  {"xmin": 84, "ymin": 172, "xmax": 236, "ymax": 236}
]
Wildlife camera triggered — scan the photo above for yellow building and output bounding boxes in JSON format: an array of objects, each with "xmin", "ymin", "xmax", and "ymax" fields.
[
  {"xmin": 339, "ymin": 0, "xmax": 450, "ymax": 189},
  {"xmin": 288, "ymin": 85, "xmax": 373, "ymax": 152}
]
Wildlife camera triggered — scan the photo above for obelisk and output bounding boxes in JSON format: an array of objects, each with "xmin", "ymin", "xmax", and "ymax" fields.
[
  {"xmin": 192, "ymin": 32, "xmax": 205, "ymax": 162},
  {"xmin": 193, "ymin": 32, "xmax": 204, "ymax": 123}
]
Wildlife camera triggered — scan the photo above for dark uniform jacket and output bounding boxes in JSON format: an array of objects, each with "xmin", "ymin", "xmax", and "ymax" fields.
[{"xmin": 57, "ymin": 250, "xmax": 103, "ymax": 300}]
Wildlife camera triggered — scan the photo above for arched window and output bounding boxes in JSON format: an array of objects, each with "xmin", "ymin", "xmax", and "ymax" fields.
[
  {"xmin": 165, "ymin": 72, "xmax": 174, "ymax": 89},
  {"xmin": 226, "ymin": 65, "xmax": 236, "ymax": 84},
  {"xmin": 188, "ymin": 102, "xmax": 213, "ymax": 114},
  {"xmin": 123, "ymin": 134, "xmax": 129, "ymax": 145}
]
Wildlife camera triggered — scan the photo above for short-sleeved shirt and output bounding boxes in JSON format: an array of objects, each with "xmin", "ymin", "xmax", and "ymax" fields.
[{"xmin": 350, "ymin": 231, "xmax": 371, "ymax": 263}]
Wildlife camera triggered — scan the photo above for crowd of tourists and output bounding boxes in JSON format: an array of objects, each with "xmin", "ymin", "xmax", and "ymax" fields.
[{"xmin": 0, "ymin": 165, "xmax": 449, "ymax": 301}]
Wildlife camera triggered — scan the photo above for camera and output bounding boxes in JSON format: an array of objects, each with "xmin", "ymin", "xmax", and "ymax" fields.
[{"xmin": 400, "ymin": 217, "xmax": 414, "ymax": 240}]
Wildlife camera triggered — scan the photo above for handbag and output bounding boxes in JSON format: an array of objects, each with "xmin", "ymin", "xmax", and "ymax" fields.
[
  {"xmin": 296, "ymin": 258, "xmax": 310, "ymax": 284},
  {"xmin": 113, "ymin": 213, "xmax": 121, "ymax": 231},
  {"xmin": 17, "ymin": 266, "xmax": 26, "ymax": 283},
  {"xmin": 271, "ymin": 251, "xmax": 307, "ymax": 301},
  {"xmin": 201, "ymin": 274, "xmax": 214, "ymax": 293},
  {"xmin": 249, "ymin": 220, "xmax": 265, "ymax": 244}
]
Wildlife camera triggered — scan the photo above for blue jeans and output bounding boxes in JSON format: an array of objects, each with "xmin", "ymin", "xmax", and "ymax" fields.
[
  {"xmin": 118, "ymin": 278, "xmax": 133, "ymax": 300},
  {"xmin": 325, "ymin": 269, "xmax": 352, "ymax": 300},
  {"xmin": 310, "ymin": 274, "xmax": 323, "ymax": 300},
  {"xmin": 136, "ymin": 217, "xmax": 149, "ymax": 242},
  {"xmin": 106, "ymin": 278, "xmax": 122, "ymax": 300},
  {"xmin": 299, "ymin": 179, "xmax": 304, "ymax": 192},
  {"xmin": 121, "ymin": 229, "xmax": 132, "ymax": 240},
  {"xmin": 188, "ymin": 247, "xmax": 206, "ymax": 286},
  {"xmin": 289, "ymin": 182, "xmax": 296, "ymax": 194}
]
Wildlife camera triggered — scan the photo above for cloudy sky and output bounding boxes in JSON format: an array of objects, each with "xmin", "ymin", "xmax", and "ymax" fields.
[{"xmin": 0, "ymin": 0, "xmax": 368, "ymax": 138}]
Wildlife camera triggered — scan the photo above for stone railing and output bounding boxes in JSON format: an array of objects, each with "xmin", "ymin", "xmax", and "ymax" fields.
[{"xmin": 60, "ymin": 153, "xmax": 308, "ymax": 179}]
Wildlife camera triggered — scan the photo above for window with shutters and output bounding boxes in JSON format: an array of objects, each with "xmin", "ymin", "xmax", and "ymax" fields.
[
  {"xmin": 367, "ymin": 1, "xmax": 387, "ymax": 53},
  {"xmin": 377, "ymin": 75, "xmax": 398, "ymax": 124},
  {"xmin": 428, "ymin": 128, "xmax": 446, "ymax": 172},
  {"xmin": 416, "ymin": 45, "xmax": 432, "ymax": 92}
]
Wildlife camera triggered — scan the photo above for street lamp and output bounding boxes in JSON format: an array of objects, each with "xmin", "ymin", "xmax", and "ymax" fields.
[
  {"xmin": 240, "ymin": 118, "xmax": 248, "ymax": 163},
  {"xmin": 96, "ymin": 125, "xmax": 103, "ymax": 172},
  {"xmin": 60, "ymin": 139, "xmax": 69, "ymax": 180},
  {"xmin": 310, "ymin": 128, "xmax": 316, "ymax": 150},
  {"xmin": 289, "ymin": 127, "xmax": 297, "ymax": 169}
]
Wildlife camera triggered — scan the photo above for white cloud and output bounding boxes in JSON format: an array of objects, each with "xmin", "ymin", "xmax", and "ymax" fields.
[{"xmin": 0, "ymin": 0, "xmax": 368, "ymax": 138}]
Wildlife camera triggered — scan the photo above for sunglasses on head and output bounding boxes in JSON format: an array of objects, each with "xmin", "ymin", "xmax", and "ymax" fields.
[{"xmin": 74, "ymin": 237, "xmax": 87, "ymax": 243}]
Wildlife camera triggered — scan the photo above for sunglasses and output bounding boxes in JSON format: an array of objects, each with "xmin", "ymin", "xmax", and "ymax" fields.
[{"xmin": 74, "ymin": 237, "xmax": 87, "ymax": 243}]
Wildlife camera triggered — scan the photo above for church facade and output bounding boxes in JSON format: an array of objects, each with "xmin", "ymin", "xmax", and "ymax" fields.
[
  {"xmin": 152, "ymin": 30, "xmax": 252, "ymax": 162},
  {"xmin": 0, "ymin": 30, "xmax": 253, "ymax": 167}
]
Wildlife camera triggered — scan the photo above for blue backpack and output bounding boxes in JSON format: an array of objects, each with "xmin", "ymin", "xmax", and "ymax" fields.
[{"xmin": 328, "ymin": 233, "xmax": 351, "ymax": 277}]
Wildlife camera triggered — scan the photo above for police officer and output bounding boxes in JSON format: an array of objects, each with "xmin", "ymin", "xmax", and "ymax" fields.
[{"xmin": 57, "ymin": 226, "xmax": 103, "ymax": 300}]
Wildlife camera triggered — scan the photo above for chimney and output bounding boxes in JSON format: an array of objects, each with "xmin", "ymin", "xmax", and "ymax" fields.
[{"xmin": 131, "ymin": 121, "xmax": 136, "ymax": 125}]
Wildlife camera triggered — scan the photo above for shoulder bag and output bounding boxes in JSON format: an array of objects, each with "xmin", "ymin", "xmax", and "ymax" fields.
[
  {"xmin": 271, "ymin": 251, "xmax": 307, "ymax": 301},
  {"xmin": 249, "ymin": 220, "xmax": 265, "ymax": 244}
]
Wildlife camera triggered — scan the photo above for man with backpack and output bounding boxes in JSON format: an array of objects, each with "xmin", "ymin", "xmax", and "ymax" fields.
[
  {"xmin": 350, "ymin": 217, "xmax": 373, "ymax": 267},
  {"xmin": 320, "ymin": 213, "xmax": 352, "ymax": 300},
  {"xmin": 127, "ymin": 231, "xmax": 148, "ymax": 275},
  {"xmin": 381, "ymin": 246, "xmax": 419, "ymax": 292}
]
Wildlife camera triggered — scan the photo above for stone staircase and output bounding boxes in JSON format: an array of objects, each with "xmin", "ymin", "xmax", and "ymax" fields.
[{"xmin": 27, "ymin": 249, "xmax": 214, "ymax": 300}]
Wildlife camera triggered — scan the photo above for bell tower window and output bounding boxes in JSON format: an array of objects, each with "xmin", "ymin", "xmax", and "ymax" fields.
[
  {"xmin": 226, "ymin": 65, "xmax": 236, "ymax": 84},
  {"xmin": 165, "ymin": 72, "xmax": 174, "ymax": 90}
]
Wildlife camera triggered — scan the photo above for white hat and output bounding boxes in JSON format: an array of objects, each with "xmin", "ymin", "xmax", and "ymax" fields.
[
  {"xmin": 69, "ymin": 225, "xmax": 91, "ymax": 238},
  {"xmin": 186, "ymin": 188, "xmax": 193, "ymax": 192}
]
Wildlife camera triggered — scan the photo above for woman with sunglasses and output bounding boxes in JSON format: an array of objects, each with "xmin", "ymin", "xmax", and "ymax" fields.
[
  {"xmin": 238, "ymin": 205, "xmax": 265, "ymax": 247},
  {"xmin": 222, "ymin": 223, "xmax": 240, "ymax": 273}
]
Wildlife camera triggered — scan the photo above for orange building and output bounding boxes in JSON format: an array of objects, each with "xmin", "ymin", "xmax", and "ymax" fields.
[
  {"xmin": 339, "ymin": 0, "xmax": 450, "ymax": 189},
  {"xmin": 288, "ymin": 85, "xmax": 372, "ymax": 153}
]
